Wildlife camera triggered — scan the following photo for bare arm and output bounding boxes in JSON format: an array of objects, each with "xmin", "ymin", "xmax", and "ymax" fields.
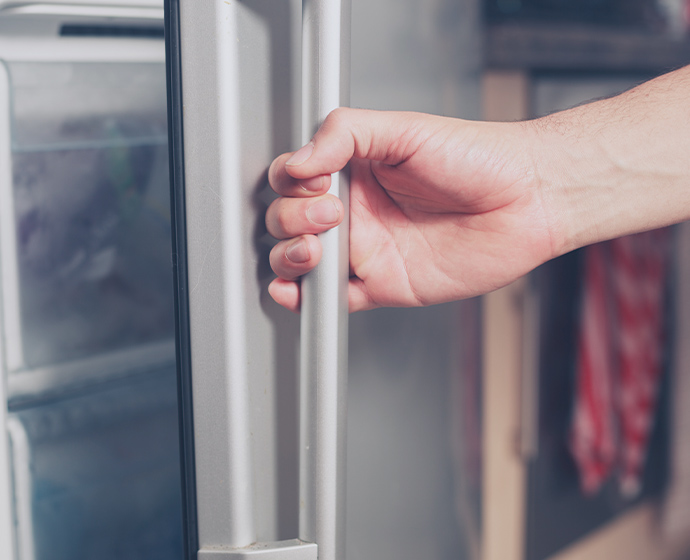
[
  {"xmin": 265, "ymin": 66, "xmax": 690, "ymax": 312},
  {"xmin": 536, "ymin": 65, "xmax": 690, "ymax": 254}
]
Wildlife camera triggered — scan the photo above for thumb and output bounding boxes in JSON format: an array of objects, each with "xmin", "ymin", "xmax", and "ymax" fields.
[{"xmin": 284, "ymin": 108, "xmax": 433, "ymax": 179}]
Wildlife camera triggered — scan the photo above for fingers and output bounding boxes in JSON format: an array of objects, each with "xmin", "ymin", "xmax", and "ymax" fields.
[
  {"xmin": 268, "ymin": 278, "xmax": 301, "ymax": 313},
  {"xmin": 269, "ymin": 234, "xmax": 323, "ymax": 281},
  {"xmin": 266, "ymin": 194, "xmax": 344, "ymax": 240},
  {"xmin": 268, "ymin": 153, "xmax": 332, "ymax": 197},
  {"xmin": 269, "ymin": 276, "xmax": 379, "ymax": 314},
  {"xmin": 279, "ymin": 107, "xmax": 441, "ymax": 180},
  {"xmin": 267, "ymin": 108, "xmax": 447, "ymax": 313}
]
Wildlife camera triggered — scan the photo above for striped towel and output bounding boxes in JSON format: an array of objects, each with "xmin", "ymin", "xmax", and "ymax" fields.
[{"xmin": 569, "ymin": 228, "xmax": 672, "ymax": 497}]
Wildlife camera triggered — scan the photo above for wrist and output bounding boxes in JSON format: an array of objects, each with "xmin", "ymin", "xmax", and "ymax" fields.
[
  {"xmin": 530, "ymin": 67, "xmax": 690, "ymax": 258},
  {"xmin": 528, "ymin": 111, "xmax": 613, "ymax": 257}
]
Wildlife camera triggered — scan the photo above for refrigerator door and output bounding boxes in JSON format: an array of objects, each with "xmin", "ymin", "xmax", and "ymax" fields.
[
  {"xmin": 168, "ymin": 0, "xmax": 350, "ymax": 558},
  {"xmin": 166, "ymin": 0, "xmax": 302, "ymax": 557},
  {"xmin": 169, "ymin": 1, "xmax": 480, "ymax": 560}
]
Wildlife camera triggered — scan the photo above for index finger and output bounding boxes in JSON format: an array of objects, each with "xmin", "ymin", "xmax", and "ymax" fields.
[
  {"xmin": 268, "ymin": 151, "xmax": 332, "ymax": 197},
  {"xmin": 279, "ymin": 107, "xmax": 445, "ymax": 180}
]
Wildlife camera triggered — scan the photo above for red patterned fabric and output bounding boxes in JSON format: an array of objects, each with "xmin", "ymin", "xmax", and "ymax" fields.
[
  {"xmin": 570, "ymin": 242, "xmax": 617, "ymax": 494},
  {"xmin": 570, "ymin": 229, "xmax": 672, "ymax": 497}
]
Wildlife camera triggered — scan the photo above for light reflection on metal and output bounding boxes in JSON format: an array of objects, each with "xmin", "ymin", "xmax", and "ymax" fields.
[{"xmin": 299, "ymin": 1, "xmax": 351, "ymax": 560}]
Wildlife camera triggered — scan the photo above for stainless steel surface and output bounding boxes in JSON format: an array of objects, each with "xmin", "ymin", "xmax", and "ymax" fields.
[
  {"xmin": 180, "ymin": 1, "xmax": 482, "ymax": 559},
  {"xmin": 349, "ymin": 0, "xmax": 482, "ymax": 116},
  {"xmin": 198, "ymin": 540, "xmax": 317, "ymax": 560},
  {"xmin": 299, "ymin": 1, "xmax": 350, "ymax": 560},
  {"xmin": 180, "ymin": 1, "xmax": 255, "ymax": 547},
  {"xmin": 344, "ymin": 2, "xmax": 481, "ymax": 559},
  {"xmin": 179, "ymin": 0, "xmax": 299, "ymax": 551},
  {"xmin": 347, "ymin": 307, "xmax": 468, "ymax": 560}
]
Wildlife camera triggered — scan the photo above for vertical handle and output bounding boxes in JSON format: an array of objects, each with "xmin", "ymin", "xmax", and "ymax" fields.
[{"xmin": 299, "ymin": 1, "xmax": 350, "ymax": 560}]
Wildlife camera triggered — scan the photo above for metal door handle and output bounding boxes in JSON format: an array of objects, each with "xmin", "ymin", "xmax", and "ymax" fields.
[{"xmin": 299, "ymin": 1, "xmax": 350, "ymax": 560}]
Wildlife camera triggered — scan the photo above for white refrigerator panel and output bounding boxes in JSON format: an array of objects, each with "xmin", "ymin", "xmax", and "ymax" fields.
[{"xmin": 176, "ymin": 0, "xmax": 301, "ymax": 550}]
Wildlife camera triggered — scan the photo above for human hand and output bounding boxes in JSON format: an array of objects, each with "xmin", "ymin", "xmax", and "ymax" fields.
[
  {"xmin": 266, "ymin": 108, "xmax": 558, "ymax": 312},
  {"xmin": 266, "ymin": 68, "xmax": 690, "ymax": 313}
]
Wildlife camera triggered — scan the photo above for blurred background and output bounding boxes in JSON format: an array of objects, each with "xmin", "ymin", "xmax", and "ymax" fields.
[
  {"xmin": 1, "ymin": 0, "xmax": 690, "ymax": 559},
  {"xmin": 351, "ymin": 1, "xmax": 690, "ymax": 559}
]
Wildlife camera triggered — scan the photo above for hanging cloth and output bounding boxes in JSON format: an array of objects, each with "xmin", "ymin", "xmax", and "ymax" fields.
[{"xmin": 569, "ymin": 228, "xmax": 672, "ymax": 497}]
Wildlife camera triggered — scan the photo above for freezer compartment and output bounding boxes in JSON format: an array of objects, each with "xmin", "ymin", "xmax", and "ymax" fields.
[
  {"xmin": 8, "ymin": 367, "xmax": 183, "ymax": 560},
  {"xmin": 4, "ymin": 61, "xmax": 173, "ymax": 371},
  {"xmin": 9, "ymin": 61, "xmax": 167, "ymax": 149}
]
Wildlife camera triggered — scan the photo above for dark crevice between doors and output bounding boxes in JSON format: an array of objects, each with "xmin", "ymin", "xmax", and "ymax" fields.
[{"xmin": 164, "ymin": 1, "xmax": 199, "ymax": 558}]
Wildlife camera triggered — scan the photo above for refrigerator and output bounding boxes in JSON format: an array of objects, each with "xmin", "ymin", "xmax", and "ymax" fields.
[
  {"xmin": 168, "ymin": 0, "xmax": 485, "ymax": 558},
  {"xmin": 1, "ymin": 0, "xmax": 483, "ymax": 559}
]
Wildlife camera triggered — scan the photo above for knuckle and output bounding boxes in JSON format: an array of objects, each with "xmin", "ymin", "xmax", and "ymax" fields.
[
  {"xmin": 274, "ymin": 204, "xmax": 293, "ymax": 235},
  {"xmin": 326, "ymin": 107, "xmax": 349, "ymax": 128}
]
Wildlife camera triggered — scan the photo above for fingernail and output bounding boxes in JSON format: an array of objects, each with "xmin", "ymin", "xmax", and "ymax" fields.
[
  {"xmin": 307, "ymin": 199, "xmax": 340, "ymax": 226},
  {"xmin": 300, "ymin": 176, "xmax": 324, "ymax": 192},
  {"xmin": 286, "ymin": 239, "xmax": 310, "ymax": 263},
  {"xmin": 286, "ymin": 142, "xmax": 314, "ymax": 166}
]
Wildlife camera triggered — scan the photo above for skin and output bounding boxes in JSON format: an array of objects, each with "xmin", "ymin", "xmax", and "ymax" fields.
[{"xmin": 265, "ymin": 66, "xmax": 690, "ymax": 313}]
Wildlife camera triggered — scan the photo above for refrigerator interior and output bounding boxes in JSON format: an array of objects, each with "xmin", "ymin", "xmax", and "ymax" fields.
[
  {"xmin": 1, "ymin": 39, "xmax": 182, "ymax": 559},
  {"xmin": 7, "ymin": 61, "xmax": 173, "ymax": 370},
  {"xmin": 9, "ymin": 369, "xmax": 182, "ymax": 560}
]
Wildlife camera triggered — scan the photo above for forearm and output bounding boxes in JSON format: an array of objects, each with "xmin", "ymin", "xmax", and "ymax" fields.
[{"xmin": 532, "ymin": 65, "xmax": 690, "ymax": 257}]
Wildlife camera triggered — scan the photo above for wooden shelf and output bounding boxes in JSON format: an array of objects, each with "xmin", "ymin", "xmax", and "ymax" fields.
[{"xmin": 485, "ymin": 22, "xmax": 690, "ymax": 72}]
